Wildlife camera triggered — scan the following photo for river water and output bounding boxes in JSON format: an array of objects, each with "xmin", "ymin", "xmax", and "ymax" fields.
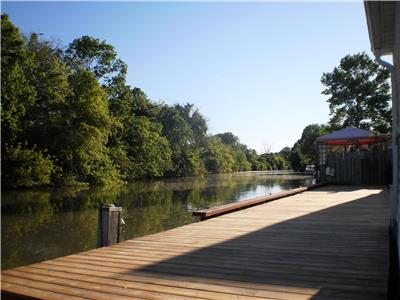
[{"xmin": 1, "ymin": 172, "xmax": 314, "ymax": 270}]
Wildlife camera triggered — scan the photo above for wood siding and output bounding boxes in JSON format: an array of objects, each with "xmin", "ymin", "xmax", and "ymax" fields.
[{"xmin": 319, "ymin": 150, "xmax": 389, "ymax": 185}]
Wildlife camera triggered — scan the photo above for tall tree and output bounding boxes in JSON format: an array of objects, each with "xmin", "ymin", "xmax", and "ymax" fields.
[
  {"xmin": 64, "ymin": 35, "xmax": 127, "ymax": 85},
  {"xmin": 1, "ymin": 16, "xmax": 58, "ymax": 188},
  {"xmin": 59, "ymin": 70, "xmax": 120, "ymax": 185},
  {"xmin": 321, "ymin": 52, "xmax": 391, "ymax": 133},
  {"xmin": 2, "ymin": 143, "xmax": 55, "ymax": 188},
  {"xmin": 202, "ymin": 137, "xmax": 236, "ymax": 173},
  {"xmin": 215, "ymin": 132, "xmax": 240, "ymax": 148},
  {"xmin": 22, "ymin": 33, "xmax": 72, "ymax": 153},
  {"xmin": 289, "ymin": 142, "xmax": 303, "ymax": 171},
  {"xmin": 108, "ymin": 88, "xmax": 170, "ymax": 179},
  {"xmin": 289, "ymin": 124, "xmax": 327, "ymax": 170},
  {"xmin": 124, "ymin": 116, "xmax": 172, "ymax": 178},
  {"xmin": 279, "ymin": 147, "xmax": 291, "ymax": 162},
  {"xmin": 298, "ymin": 124, "xmax": 327, "ymax": 161},
  {"xmin": 245, "ymin": 149, "xmax": 268, "ymax": 171},
  {"xmin": 1, "ymin": 14, "xmax": 36, "ymax": 147},
  {"xmin": 189, "ymin": 109, "xmax": 208, "ymax": 142},
  {"xmin": 159, "ymin": 105, "xmax": 205, "ymax": 176}
]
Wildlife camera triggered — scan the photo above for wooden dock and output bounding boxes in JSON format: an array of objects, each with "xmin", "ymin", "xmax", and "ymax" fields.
[
  {"xmin": 1, "ymin": 185, "xmax": 389, "ymax": 300},
  {"xmin": 193, "ymin": 183, "xmax": 326, "ymax": 220}
]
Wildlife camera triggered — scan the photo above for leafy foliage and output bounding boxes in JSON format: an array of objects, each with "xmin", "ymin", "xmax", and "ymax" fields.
[
  {"xmin": 289, "ymin": 124, "xmax": 327, "ymax": 171},
  {"xmin": 64, "ymin": 35, "xmax": 127, "ymax": 84},
  {"xmin": 202, "ymin": 137, "xmax": 236, "ymax": 173},
  {"xmin": 2, "ymin": 143, "xmax": 55, "ymax": 188},
  {"xmin": 1, "ymin": 16, "xmax": 274, "ymax": 188},
  {"xmin": 321, "ymin": 52, "xmax": 391, "ymax": 133},
  {"xmin": 22, "ymin": 33, "xmax": 72, "ymax": 153},
  {"xmin": 59, "ymin": 70, "xmax": 121, "ymax": 185},
  {"xmin": 124, "ymin": 117, "xmax": 172, "ymax": 178},
  {"xmin": 1, "ymin": 15, "xmax": 36, "ymax": 147},
  {"xmin": 3, "ymin": 17, "xmax": 392, "ymax": 188}
]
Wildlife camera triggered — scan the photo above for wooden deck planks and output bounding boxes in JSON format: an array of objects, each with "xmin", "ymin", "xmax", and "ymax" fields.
[{"xmin": 1, "ymin": 186, "xmax": 390, "ymax": 300}]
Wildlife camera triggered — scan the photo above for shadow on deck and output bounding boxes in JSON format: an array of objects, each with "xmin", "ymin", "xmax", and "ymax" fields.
[{"xmin": 131, "ymin": 187, "xmax": 389, "ymax": 299}]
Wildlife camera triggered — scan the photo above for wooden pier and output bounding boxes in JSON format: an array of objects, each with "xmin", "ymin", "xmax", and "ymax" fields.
[{"xmin": 1, "ymin": 186, "xmax": 389, "ymax": 299}]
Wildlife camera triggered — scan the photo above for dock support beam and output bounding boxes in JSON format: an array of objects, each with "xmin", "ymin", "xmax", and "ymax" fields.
[{"xmin": 97, "ymin": 204, "xmax": 123, "ymax": 247}]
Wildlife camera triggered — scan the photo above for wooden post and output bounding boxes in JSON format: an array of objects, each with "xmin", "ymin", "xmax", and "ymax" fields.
[{"xmin": 97, "ymin": 204, "xmax": 123, "ymax": 248}]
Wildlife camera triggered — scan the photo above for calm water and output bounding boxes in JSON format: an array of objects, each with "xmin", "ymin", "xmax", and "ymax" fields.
[{"xmin": 1, "ymin": 172, "xmax": 314, "ymax": 270}]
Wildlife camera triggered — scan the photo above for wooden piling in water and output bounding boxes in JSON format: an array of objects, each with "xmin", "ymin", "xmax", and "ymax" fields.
[{"xmin": 97, "ymin": 204, "xmax": 123, "ymax": 247}]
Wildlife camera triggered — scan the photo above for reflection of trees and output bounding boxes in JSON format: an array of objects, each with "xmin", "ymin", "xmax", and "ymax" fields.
[
  {"xmin": 2, "ymin": 173, "xmax": 314, "ymax": 269},
  {"xmin": 1, "ymin": 187, "xmax": 123, "ymax": 270},
  {"xmin": 56, "ymin": 185, "xmax": 126, "ymax": 210},
  {"xmin": 123, "ymin": 201, "xmax": 193, "ymax": 239},
  {"xmin": 2, "ymin": 202, "xmax": 54, "ymax": 269},
  {"xmin": 2, "ymin": 190, "xmax": 53, "ymax": 215},
  {"xmin": 2, "ymin": 208, "xmax": 98, "ymax": 270},
  {"xmin": 1, "ymin": 191, "xmax": 54, "ymax": 236}
]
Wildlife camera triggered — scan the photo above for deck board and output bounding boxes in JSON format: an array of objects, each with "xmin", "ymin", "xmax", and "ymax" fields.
[{"xmin": 1, "ymin": 186, "xmax": 389, "ymax": 299}]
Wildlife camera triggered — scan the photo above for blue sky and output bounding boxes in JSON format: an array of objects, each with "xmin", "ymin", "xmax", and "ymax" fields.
[{"xmin": 2, "ymin": 1, "xmax": 372, "ymax": 152}]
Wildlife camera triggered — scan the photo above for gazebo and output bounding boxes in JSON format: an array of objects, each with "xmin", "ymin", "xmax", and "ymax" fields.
[
  {"xmin": 316, "ymin": 127, "xmax": 388, "ymax": 185},
  {"xmin": 316, "ymin": 127, "xmax": 387, "ymax": 165}
]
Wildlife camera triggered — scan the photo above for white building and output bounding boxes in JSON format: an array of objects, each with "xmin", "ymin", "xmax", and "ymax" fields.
[{"xmin": 365, "ymin": 1, "xmax": 400, "ymax": 297}]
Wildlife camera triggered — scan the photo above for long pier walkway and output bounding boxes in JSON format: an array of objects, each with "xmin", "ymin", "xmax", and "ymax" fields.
[{"xmin": 2, "ymin": 186, "xmax": 389, "ymax": 299}]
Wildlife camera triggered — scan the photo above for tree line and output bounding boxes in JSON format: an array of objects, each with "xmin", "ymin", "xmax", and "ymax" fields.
[
  {"xmin": 1, "ymin": 15, "xmax": 287, "ymax": 188},
  {"xmin": 1, "ymin": 15, "xmax": 391, "ymax": 188}
]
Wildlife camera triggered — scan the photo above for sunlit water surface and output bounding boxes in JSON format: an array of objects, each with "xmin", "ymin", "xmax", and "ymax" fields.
[{"xmin": 1, "ymin": 172, "xmax": 314, "ymax": 269}]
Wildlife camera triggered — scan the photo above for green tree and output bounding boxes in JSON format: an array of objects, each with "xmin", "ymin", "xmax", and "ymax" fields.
[
  {"xmin": 215, "ymin": 132, "xmax": 240, "ymax": 148},
  {"xmin": 245, "ymin": 149, "xmax": 269, "ymax": 171},
  {"xmin": 179, "ymin": 147, "xmax": 206, "ymax": 176},
  {"xmin": 289, "ymin": 142, "xmax": 303, "ymax": 171},
  {"xmin": 64, "ymin": 35, "xmax": 127, "ymax": 85},
  {"xmin": 234, "ymin": 150, "xmax": 252, "ymax": 172},
  {"xmin": 202, "ymin": 137, "xmax": 236, "ymax": 173},
  {"xmin": 1, "ymin": 16, "xmax": 277, "ymax": 187},
  {"xmin": 22, "ymin": 34, "xmax": 72, "ymax": 154},
  {"xmin": 59, "ymin": 70, "xmax": 120, "ymax": 185},
  {"xmin": 64, "ymin": 36, "xmax": 132, "ymax": 175},
  {"xmin": 215, "ymin": 132, "xmax": 267, "ymax": 171},
  {"xmin": 1, "ymin": 15, "xmax": 61, "ymax": 189},
  {"xmin": 1, "ymin": 14, "xmax": 36, "ymax": 147},
  {"xmin": 2, "ymin": 143, "xmax": 55, "ymax": 188},
  {"xmin": 279, "ymin": 147, "xmax": 291, "ymax": 167},
  {"xmin": 299, "ymin": 124, "xmax": 327, "ymax": 161},
  {"xmin": 108, "ymin": 87, "xmax": 165, "ymax": 179},
  {"xmin": 260, "ymin": 153, "xmax": 288, "ymax": 170},
  {"xmin": 159, "ymin": 104, "xmax": 206, "ymax": 176},
  {"xmin": 131, "ymin": 88, "xmax": 160, "ymax": 118},
  {"xmin": 321, "ymin": 52, "xmax": 391, "ymax": 132},
  {"xmin": 289, "ymin": 124, "xmax": 327, "ymax": 171},
  {"xmin": 159, "ymin": 105, "xmax": 194, "ymax": 148},
  {"xmin": 189, "ymin": 109, "xmax": 208, "ymax": 142},
  {"xmin": 273, "ymin": 154, "xmax": 289, "ymax": 170},
  {"xmin": 124, "ymin": 116, "xmax": 172, "ymax": 178}
]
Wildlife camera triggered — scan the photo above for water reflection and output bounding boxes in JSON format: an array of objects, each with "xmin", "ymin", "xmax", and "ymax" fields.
[{"xmin": 1, "ymin": 172, "xmax": 314, "ymax": 269}]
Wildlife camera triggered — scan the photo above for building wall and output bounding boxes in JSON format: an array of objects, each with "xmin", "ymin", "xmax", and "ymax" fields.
[
  {"xmin": 395, "ymin": 0, "xmax": 400, "ymax": 261},
  {"xmin": 391, "ymin": 2, "xmax": 400, "ymax": 297}
]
